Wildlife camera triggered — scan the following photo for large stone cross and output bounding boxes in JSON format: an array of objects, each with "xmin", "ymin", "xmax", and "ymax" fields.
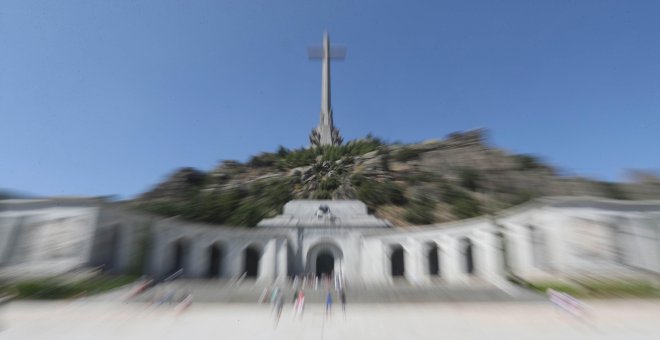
[{"xmin": 309, "ymin": 32, "xmax": 345, "ymax": 146}]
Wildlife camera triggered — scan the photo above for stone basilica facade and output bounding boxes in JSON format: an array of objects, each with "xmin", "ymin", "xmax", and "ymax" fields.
[{"xmin": 1, "ymin": 196, "xmax": 659, "ymax": 288}]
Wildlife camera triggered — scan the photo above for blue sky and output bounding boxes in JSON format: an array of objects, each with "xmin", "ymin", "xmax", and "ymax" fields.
[{"xmin": 1, "ymin": 0, "xmax": 659, "ymax": 199}]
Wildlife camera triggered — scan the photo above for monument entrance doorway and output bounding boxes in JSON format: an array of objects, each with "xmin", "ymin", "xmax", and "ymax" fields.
[{"xmin": 316, "ymin": 251, "xmax": 334, "ymax": 276}]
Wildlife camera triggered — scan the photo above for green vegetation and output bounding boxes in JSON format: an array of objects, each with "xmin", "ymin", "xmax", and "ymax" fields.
[
  {"xmin": 510, "ymin": 190, "xmax": 539, "ymax": 206},
  {"xmin": 404, "ymin": 171, "xmax": 441, "ymax": 185},
  {"xmin": 138, "ymin": 178, "xmax": 292, "ymax": 227},
  {"xmin": 598, "ymin": 181, "xmax": 628, "ymax": 200},
  {"xmin": 354, "ymin": 177, "xmax": 406, "ymax": 208},
  {"xmin": 136, "ymin": 133, "xmax": 639, "ymax": 227},
  {"xmin": 248, "ymin": 152, "xmax": 278, "ymax": 167},
  {"xmin": 451, "ymin": 195, "xmax": 481, "ymax": 219},
  {"xmin": 514, "ymin": 154, "xmax": 545, "ymax": 170},
  {"xmin": 527, "ymin": 279, "xmax": 660, "ymax": 299},
  {"xmin": 457, "ymin": 167, "xmax": 481, "ymax": 192},
  {"xmin": 404, "ymin": 199, "xmax": 436, "ymax": 224},
  {"xmin": 378, "ymin": 147, "xmax": 390, "ymax": 172},
  {"xmin": 4, "ymin": 276, "xmax": 136, "ymax": 300},
  {"xmin": 440, "ymin": 184, "xmax": 481, "ymax": 218},
  {"xmin": 269, "ymin": 136, "xmax": 385, "ymax": 169},
  {"xmin": 319, "ymin": 176, "xmax": 340, "ymax": 191},
  {"xmin": 393, "ymin": 146, "xmax": 424, "ymax": 162},
  {"xmin": 137, "ymin": 137, "xmax": 389, "ymax": 226}
]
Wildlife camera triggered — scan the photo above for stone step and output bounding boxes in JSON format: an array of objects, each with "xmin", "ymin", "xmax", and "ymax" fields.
[{"xmin": 131, "ymin": 279, "xmax": 544, "ymax": 304}]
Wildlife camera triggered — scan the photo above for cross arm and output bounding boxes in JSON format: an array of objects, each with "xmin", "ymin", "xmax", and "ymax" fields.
[{"xmin": 308, "ymin": 46, "xmax": 347, "ymax": 60}]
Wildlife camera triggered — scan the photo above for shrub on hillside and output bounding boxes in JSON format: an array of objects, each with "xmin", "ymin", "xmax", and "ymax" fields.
[
  {"xmin": 514, "ymin": 154, "xmax": 545, "ymax": 170},
  {"xmin": 393, "ymin": 147, "xmax": 424, "ymax": 162},
  {"xmin": 248, "ymin": 153, "xmax": 278, "ymax": 167},
  {"xmin": 404, "ymin": 199, "xmax": 436, "ymax": 225},
  {"xmin": 404, "ymin": 171, "xmax": 441, "ymax": 185},
  {"xmin": 450, "ymin": 195, "xmax": 482, "ymax": 219},
  {"xmin": 356, "ymin": 179, "xmax": 406, "ymax": 207},
  {"xmin": 457, "ymin": 167, "xmax": 481, "ymax": 191},
  {"xmin": 319, "ymin": 176, "xmax": 340, "ymax": 191},
  {"xmin": 439, "ymin": 183, "xmax": 482, "ymax": 219},
  {"xmin": 598, "ymin": 182, "xmax": 627, "ymax": 200}
]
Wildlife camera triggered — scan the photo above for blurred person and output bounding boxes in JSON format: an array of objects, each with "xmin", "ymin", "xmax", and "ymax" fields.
[
  {"xmin": 163, "ymin": 289, "xmax": 176, "ymax": 304},
  {"xmin": 325, "ymin": 290, "xmax": 333, "ymax": 316},
  {"xmin": 547, "ymin": 288, "xmax": 587, "ymax": 320},
  {"xmin": 270, "ymin": 286, "xmax": 280, "ymax": 310},
  {"xmin": 175, "ymin": 292, "xmax": 193, "ymax": 314},
  {"xmin": 292, "ymin": 288, "xmax": 299, "ymax": 305},
  {"xmin": 258, "ymin": 287, "xmax": 269, "ymax": 304},
  {"xmin": 340, "ymin": 289, "xmax": 346, "ymax": 314},
  {"xmin": 292, "ymin": 275, "xmax": 300, "ymax": 291},
  {"xmin": 294, "ymin": 290, "xmax": 305, "ymax": 319},
  {"xmin": 274, "ymin": 291, "xmax": 284, "ymax": 326}
]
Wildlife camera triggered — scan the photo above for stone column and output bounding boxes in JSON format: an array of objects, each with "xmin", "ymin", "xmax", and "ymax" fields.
[
  {"xmin": 275, "ymin": 238, "xmax": 288, "ymax": 284},
  {"xmin": 225, "ymin": 242, "xmax": 243, "ymax": 278},
  {"xmin": 0, "ymin": 217, "xmax": 21, "ymax": 265},
  {"xmin": 258, "ymin": 239, "xmax": 276, "ymax": 284},
  {"xmin": 475, "ymin": 228, "xmax": 504, "ymax": 282},
  {"xmin": 404, "ymin": 238, "xmax": 424, "ymax": 284},
  {"xmin": 150, "ymin": 231, "xmax": 169, "ymax": 277},
  {"xmin": 360, "ymin": 239, "xmax": 386, "ymax": 286},
  {"xmin": 440, "ymin": 237, "xmax": 461, "ymax": 285},
  {"xmin": 504, "ymin": 222, "xmax": 534, "ymax": 279},
  {"xmin": 188, "ymin": 239, "xmax": 207, "ymax": 278}
]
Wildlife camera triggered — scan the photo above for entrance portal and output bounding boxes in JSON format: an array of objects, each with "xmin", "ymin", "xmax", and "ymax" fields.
[
  {"xmin": 427, "ymin": 243, "xmax": 440, "ymax": 276},
  {"xmin": 171, "ymin": 238, "xmax": 189, "ymax": 275},
  {"xmin": 316, "ymin": 252, "xmax": 334, "ymax": 276},
  {"xmin": 207, "ymin": 244, "xmax": 223, "ymax": 278},
  {"xmin": 305, "ymin": 242, "xmax": 343, "ymax": 277},
  {"xmin": 391, "ymin": 245, "xmax": 405, "ymax": 277},
  {"xmin": 243, "ymin": 245, "xmax": 261, "ymax": 278},
  {"xmin": 461, "ymin": 237, "xmax": 475, "ymax": 274}
]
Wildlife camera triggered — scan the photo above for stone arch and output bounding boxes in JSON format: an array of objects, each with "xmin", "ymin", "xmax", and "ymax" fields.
[
  {"xmin": 460, "ymin": 237, "xmax": 475, "ymax": 275},
  {"xmin": 207, "ymin": 242, "xmax": 225, "ymax": 278},
  {"xmin": 390, "ymin": 244, "xmax": 405, "ymax": 277},
  {"xmin": 170, "ymin": 238, "xmax": 191, "ymax": 276},
  {"xmin": 243, "ymin": 244, "xmax": 262, "ymax": 278},
  {"xmin": 305, "ymin": 242, "xmax": 343, "ymax": 277},
  {"xmin": 425, "ymin": 241, "xmax": 440, "ymax": 276}
]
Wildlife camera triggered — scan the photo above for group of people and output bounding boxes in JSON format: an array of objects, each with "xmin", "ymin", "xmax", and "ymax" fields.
[
  {"xmin": 260, "ymin": 273, "xmax": 348, "ymax": 325},
  {"xmin": 291, "ymin": 272, "xmax": 346, "ymax": 292},
  {"xmin": 260, "ymin": 286, "xmax": 305, "ymax": 325}
]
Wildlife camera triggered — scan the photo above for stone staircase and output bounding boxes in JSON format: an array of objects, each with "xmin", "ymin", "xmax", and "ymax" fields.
[{"xmin": 131, "ymin": 278, "xmax": 543, "ymax": 304}]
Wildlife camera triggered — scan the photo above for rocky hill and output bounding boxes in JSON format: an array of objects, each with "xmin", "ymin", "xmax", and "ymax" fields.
[{"xmin": 130, "ymin": 130, "xmax": 660, "ymax": 227}]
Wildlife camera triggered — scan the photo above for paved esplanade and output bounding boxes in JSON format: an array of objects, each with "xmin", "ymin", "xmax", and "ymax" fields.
[{"xmin": 2, "ymin": 300, "xmax": 660, "ymax": 339}]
